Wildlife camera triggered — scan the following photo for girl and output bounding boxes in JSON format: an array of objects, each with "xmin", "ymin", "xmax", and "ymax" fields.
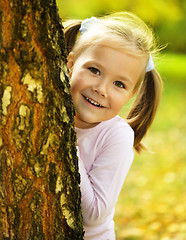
[{"xmin": 64, "ymin": 12, "xmax": 163, "ymax": 239}]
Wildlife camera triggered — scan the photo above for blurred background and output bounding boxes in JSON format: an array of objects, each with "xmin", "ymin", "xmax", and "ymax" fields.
[{"xmin": 56, "ymin": 0, "xmax": 186, "ymax": 239}]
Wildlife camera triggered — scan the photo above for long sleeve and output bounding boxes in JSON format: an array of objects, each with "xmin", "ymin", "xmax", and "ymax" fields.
[{"xmin": 76, "ymin": 122, "xmax": 134, "ymax": 227}]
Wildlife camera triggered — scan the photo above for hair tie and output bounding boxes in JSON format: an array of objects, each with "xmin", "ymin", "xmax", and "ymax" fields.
[
  {"xmin": 146, "ymin": 55, "xmax": 154, "ymax": 72},
  {"xmin": 79, "ymin": 17, "xmax": 101, "ymax": 34}
]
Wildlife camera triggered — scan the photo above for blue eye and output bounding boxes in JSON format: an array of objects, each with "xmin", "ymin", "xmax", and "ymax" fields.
[
  {"xmin": 114, "ymin": 81, "xmax": 125, "ymax": 89},
  {"xmin": 88, "ymin": 67, "xmax": 100, "ymax": 75}
]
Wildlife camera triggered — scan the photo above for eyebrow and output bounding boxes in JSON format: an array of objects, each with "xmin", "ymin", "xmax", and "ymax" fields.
[{"xmin": 84, "ymin": 59, "xmax": 102, "ymax": 67}]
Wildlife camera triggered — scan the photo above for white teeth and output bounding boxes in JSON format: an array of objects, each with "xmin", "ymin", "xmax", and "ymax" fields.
[{"xmin": 85, "ymin": 96, "xmax": 103, "ymax": 107}]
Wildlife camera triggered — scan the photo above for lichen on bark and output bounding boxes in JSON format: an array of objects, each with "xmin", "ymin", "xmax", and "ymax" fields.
[{"xmin": 0, "ymin": 0, "xmax": 84, "ymax": 239}]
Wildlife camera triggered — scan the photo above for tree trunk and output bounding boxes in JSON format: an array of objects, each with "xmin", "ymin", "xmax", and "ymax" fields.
[{"xmin": 0, "ymin": 0, "xmax": 84, "ymax": 239}]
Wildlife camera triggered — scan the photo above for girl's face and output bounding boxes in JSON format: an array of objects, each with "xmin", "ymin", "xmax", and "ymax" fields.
[{"xmin": 68, "ymin": 45, "xmax": 146, "ymax": 129}]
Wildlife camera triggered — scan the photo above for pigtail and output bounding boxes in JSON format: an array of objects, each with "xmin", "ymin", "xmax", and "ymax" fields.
[
  {"xmin": 63, "ymin": 20, "xmax": 82, "ymax": 54},
  {"xmin": 126, "ymin": 69, "xmax": 163, "ymax": 153}
]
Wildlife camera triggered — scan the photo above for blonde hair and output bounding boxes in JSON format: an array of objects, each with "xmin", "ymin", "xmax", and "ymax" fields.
[{"xmin": 63, "ymin": 12, "xmax": 163, "ymax": 153}]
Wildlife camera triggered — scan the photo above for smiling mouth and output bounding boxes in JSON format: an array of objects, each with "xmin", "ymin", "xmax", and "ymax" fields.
[{"xmin": 83, "ymin": 96, "xmax": 105, "ymax": 108}]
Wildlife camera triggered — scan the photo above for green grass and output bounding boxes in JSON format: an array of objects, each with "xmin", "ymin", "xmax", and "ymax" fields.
[
  {"xmin": 155, "ymin": 52, "xmax": 186, "ymax": 82},
  {"xmin": 115, "ymin": 53, "xmax": 186, "ymax": 240}
]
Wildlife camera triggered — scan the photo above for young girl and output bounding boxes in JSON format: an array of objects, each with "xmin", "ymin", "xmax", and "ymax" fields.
[{"xmin": 63, "ymin": 12, "xmax": 163, "ymax": 239}]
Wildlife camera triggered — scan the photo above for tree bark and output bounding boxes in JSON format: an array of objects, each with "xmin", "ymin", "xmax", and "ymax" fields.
[{"xmin": 0, "ymin": 0, "xmax": 84, "ymax": 239}]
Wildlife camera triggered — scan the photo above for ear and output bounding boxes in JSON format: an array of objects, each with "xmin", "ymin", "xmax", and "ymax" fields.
[{"xmin": 67, "ymin": 52, "xmax": 74, "ymax": 77}]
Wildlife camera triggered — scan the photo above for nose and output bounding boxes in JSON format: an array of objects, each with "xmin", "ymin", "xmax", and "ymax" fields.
[{"xmin": 92, "ymin": 80, "xmax": 108, "ymax": 97}]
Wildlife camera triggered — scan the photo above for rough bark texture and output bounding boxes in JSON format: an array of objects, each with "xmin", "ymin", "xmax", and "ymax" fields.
[{"xmin": 0, "ymin": 0, "xmax": 84, "ymax": 239}]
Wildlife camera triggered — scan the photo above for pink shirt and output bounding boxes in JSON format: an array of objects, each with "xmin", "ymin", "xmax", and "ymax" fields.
[{"xmin": 76, "ymin": 115, "xmax": 134, "ymax": 240}]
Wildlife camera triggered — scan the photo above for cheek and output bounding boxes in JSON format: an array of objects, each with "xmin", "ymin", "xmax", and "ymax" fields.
[
  {"xmin": 71, "ymin": 71, "xmax": 89, "ymax": 90},
  {"xmin": 70, "ymin": 82, "xmax": 79, "ymax": 101},
  {"xmin": 70, "ymin": 73, "xmax": 80, "ymax": 90},
  {"xmin": 110, "ymin": 94, "xmax": 128, "ymax": 112},
  {"xmin": 70, "ymin": 74, "xmax": 86, "ymax": 99}
]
